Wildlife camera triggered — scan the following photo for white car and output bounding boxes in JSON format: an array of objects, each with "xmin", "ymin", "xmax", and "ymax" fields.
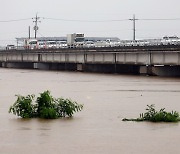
[
  {"xmin": 84, "ymin": 41, "xmax": 95, "ymax": 48},
  {"xmin": 58, "ymin": 41, "xmax": 68, "ymax": 48},
  {"xmin": 46, "ymin": 41, "xmax": 57, "ymax": 49},
  {"xmin": 38, "ymin": 42, "xmax": 46, "ymax": 49},
  {"xmin": 6, "ymin": 45, "xmax": 16, "ymax": 50}
]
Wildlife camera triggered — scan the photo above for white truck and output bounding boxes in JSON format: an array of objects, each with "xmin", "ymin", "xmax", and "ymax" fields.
[
  {"xmin": 24, "ymin": 39, "xmax": 38, "ymax": 49},
  {"xmin": 67, "ymin": 33, "xmax": 84, "ymax": 48}
]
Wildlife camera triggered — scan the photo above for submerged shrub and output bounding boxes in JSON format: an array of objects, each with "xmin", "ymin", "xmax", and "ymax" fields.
[
  {"xmin": 122, "ymin": 104, "xmax": 180, "ymax": 122},
  {"xmin": 9, "ymin": 94, "xmax": 35, "ymax": 118},
  {"xmin": 55, "ymin": 98, "xmax": 84, "ymax": 117},
  {"xmin": 39, "ymin": 107, "xmax": 58, "ymax": 119},
  {"xmin": 36, "ymin": 91, "xmax": 55, "ymax": 118},
  {"xmin": 9, "ymin": 90, "xmax": 83, "ymax": 119}
]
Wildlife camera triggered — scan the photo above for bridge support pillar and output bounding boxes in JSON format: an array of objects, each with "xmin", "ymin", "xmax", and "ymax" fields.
[
  {"xmin": 77, "ymin": 64, "xmax": 84, "ymax": 71},
  {"xmin": 34, "ymin": 63, "xmax": 50, "ymax": 70},
  {"xmin": 1, "ymin": 62, "xmax": 6, "ymax": 68},
  {"xmin": 140, "ymin": 66, "xmax": 153, "ymax": 76}
]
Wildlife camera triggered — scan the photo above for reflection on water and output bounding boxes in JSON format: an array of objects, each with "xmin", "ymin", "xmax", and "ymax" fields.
[{"xmin": 0, "ymin": 68, "xmax": 180, "ymax": 154}]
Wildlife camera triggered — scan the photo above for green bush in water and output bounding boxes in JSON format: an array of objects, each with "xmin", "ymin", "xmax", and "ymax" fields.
[
  {"xmin": 9, "ymin": 90, "xmax": 83, "ymax": 119},
  {"xmin": 55, "ymin": 98, "xmax": 84, "ymax": 117},
  {"xmin": 9, "ymin": 94, "xmax": 35, "ymax": 118},
  {"xmin": 122, "ymin": 104, "xmax": 180, "ymax": 122},
  {"xmin": 36, "ymin": 91, "xmax": 56, "ymax": 118},
  {"xmin": 39, "ymin": 107, "xmax": 58, "ymax": 119}
]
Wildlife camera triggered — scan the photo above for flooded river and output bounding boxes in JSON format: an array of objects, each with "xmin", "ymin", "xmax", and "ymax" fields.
[{"xmin": 0, "ymin": 68, "xmax": 180, "ymax": 154}]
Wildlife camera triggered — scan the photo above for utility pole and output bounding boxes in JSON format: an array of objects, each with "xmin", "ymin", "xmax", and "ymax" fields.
[
  {"xmin": 32, "ymin": 13, "xmax": 40, "ymax": 39},
  {"xmin": 28, "ymin": 26, "xmax": 31, "ymax": 39},
  {"xmin": 129, "ymin": 14, "xmax": 138, "ymax": 41}
]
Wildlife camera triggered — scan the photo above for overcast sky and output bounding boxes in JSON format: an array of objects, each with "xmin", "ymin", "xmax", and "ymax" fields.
[{"xmin": 0, "ymin": 0, "xmax": 180, "ymax": 45}]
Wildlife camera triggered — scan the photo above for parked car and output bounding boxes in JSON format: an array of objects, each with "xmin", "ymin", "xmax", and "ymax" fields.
[
  {"xmin": 58, "ymin": 41, "xmax": 68, "ymax": 48},
  {"xmin": 6, "ymin": 45, "xmax": 16, "ymax": 50},
  {"xmin": 84, "ymin": 41, "xmax": 95, "ymax": 48},
  {"xmin": 38, "ymin": 42, "xmax": 47, "ymax": 49},
  {"xmin": 46, "ymin": 41, "xmax": 57, "ymax": 49}
]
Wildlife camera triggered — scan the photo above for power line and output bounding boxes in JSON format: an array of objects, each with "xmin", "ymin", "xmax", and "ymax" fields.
[
  {"xmin": 0, "ymin": 16, "xmax": 180, "ymax": 23},
  {"xmin": 42, "ymin": 17, "xmax": 180, "ymax": 22},
  {"xmin": 0, "ymin": 18, "xmax": 32, "ymax": 22},
  {"xmin": 43, "ymin": 17, "xmax": 128, "ymax": 22},
  {"xmin": 37, "ymin": 31, "xmax": 45, "ymax": 37},
  {"xmin": 140, "ymin": 18, "xmax": 180, "ymax": 21}
]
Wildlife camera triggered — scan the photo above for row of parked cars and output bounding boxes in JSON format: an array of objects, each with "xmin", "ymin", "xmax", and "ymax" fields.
[
  {"xmin": 5, "ymin": 41, "xmax": 96, "ymax": 50},
  {"xmin": 5, "ymin": 36, "xmax": 180, "ymax": 50}
]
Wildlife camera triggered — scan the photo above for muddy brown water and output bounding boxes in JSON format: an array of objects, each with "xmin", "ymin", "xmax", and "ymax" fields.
[{"xmin": 0, "ymin": 68, "xmax": 180, "ymax": 154}]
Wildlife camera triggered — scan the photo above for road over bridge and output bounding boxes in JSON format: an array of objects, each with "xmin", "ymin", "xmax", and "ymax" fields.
[{"xmin": 0, "ymin": 45, "xmax": 180, "ymax": 76}]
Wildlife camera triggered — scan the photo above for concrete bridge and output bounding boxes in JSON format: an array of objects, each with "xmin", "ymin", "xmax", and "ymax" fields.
[{"xmin": 0, "ymin": 45, "xmax": 180, "ymax": 76}]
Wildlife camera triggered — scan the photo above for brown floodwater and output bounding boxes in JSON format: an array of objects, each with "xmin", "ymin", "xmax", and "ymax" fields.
[{"xmin": 0, "ymin": 68, "xmax": 180, "ymax": 154}]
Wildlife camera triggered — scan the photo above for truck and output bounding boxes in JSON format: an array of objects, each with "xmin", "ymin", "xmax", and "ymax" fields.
[
  {"xmin": 67, "ymin": 33, "xmax": 84, "ymax": 48},
  {"xmin": 24, "ymin": 39, "xmax": 38, "ymax": 49}
]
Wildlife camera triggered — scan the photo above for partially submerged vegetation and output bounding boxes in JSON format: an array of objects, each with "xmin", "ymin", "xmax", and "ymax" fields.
[
  {"xmin": 122, "ymin": 104, "xmax": 180, "ymax": 122},
  {"xmin": 9, "ymin": 90, "xmax": 83, "ymax": 119},
  {"xmin": 9, "ymin": 92, "xmax": 179, "ymax": 123}
]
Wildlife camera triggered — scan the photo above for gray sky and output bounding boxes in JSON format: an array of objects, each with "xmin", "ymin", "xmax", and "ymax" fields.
[{"xmin": 0, "ymin": 0, "xmax": 180, "ymax": 45}]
